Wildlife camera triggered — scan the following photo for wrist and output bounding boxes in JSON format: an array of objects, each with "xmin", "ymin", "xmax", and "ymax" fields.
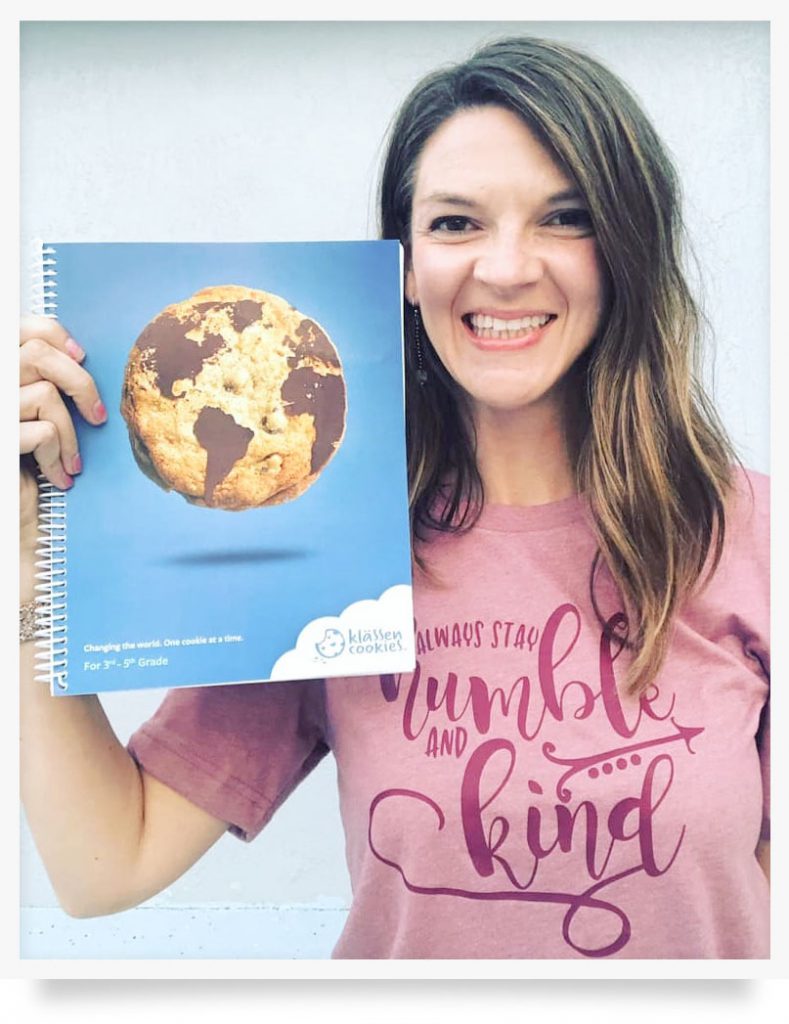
[{"xmin": 20, "ymin": 550, "xmax": 38, "ymax": 602}]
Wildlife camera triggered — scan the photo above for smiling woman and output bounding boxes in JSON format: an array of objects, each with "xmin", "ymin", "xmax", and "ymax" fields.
[
  {"xmin": 382, "ymin": 37, "xmax": 744, "ymax": 695},
  {"xmin": 19, "ymin": 31, "xmax": 769, "ymax": 961}
]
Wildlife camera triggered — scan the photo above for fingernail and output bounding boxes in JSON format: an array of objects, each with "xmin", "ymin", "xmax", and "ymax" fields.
[
  {"xmin": 92, "ymin": 401, "xmax": 108, "ymax": 423},
  {"xmin": 60, "ymin": 473, "xmax": 74, "ymax": 490},
  {"xmin": 70, "ymin": 453, "xmax": 82, "ymax": 475},
  {"xmin": 65, "ymin": 338, "xmax": 85, "ymax": 361}
]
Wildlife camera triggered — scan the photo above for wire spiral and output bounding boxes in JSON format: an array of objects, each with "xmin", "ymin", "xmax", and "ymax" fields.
[{"xmin": 29, "ymin": 241, "xmax": 68, "ymax": 690}]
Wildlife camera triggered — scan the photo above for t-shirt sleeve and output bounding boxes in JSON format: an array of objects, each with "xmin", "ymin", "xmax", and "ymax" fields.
[
  {"xmin": 757, "ymin": 701, "xmax": 770, "ymax": 842},
  {"xmin": 126, "ymin": 679, "xmax": 330, "ymax": 842},
  {"xmin": 737, "ymin": 470, "xmax": 770, "ymax": 675},
  {"xmin": 730, "ymin": 467, "xmax": 770, "ymax": 841}
]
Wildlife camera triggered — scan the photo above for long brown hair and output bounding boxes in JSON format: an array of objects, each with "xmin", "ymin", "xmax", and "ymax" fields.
[{"xmin": 378, "ymin": 36, "xmax": 739, "ymax": 694}]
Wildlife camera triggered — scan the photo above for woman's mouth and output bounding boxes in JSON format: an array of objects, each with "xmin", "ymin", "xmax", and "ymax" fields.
[{"xmin": 462, "ymin": 312, "xmax": 556, "ymax": 347}]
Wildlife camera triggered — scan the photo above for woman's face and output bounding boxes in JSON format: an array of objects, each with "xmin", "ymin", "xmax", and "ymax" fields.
[{"xmin": 406, "ymin": 105, "xmax": 605, "ymax": 421}]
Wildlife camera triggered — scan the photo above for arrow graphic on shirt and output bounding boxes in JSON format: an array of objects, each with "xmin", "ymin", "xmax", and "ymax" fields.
[{"xmin": 541, "ymin": 718, "xmax": 705, "ymax": 803}]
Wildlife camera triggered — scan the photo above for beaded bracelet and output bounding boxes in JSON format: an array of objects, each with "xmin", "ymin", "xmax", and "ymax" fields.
[{"xmin": 19, "ymin": 600, "xmax": 38, "ymax": 642}]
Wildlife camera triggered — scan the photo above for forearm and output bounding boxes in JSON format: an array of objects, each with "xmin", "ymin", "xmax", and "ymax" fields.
[{"xmin": 20, "ymin": 556, "xmax": 146, "ymax": 917}]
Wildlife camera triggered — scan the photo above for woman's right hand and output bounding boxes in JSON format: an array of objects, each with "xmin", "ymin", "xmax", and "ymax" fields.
[{"xmin": 19, "ymin": 316, "xmax": 108, "ymax": 555}]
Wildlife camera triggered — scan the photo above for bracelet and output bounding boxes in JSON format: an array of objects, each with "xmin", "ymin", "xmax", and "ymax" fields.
[{"xmin": 20, "ymin": 599, "xmax": 38, "ymax": 643}]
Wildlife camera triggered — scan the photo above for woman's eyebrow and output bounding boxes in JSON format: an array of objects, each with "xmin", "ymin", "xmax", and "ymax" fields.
[
  {"xmin": 416, "ymin": 192, "xmax": 479, "ymax": 208},
  {"xmin": 546, "ymin": 188, "xmax": 584, "ymax": 204},
  {"xmin": 417, "ymin": 188, "xmax": 585, "ymax": 208}
]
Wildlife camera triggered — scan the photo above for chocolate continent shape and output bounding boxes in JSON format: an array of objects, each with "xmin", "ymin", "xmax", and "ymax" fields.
[
  {"xmin": 288, "ymin": 318, "xmax": 341, "ymax": 368},
  {"xmin": 193, "ymin": 406, "xmax": 254, "ymax": 502},
  {"xmin": 135, "ymin": 315, "xmax": 226, "ymax": 398},
  {"xmin": 194, "ymin": 299, "xmax": 264, "ymax": 333},
  {"xmin": 281, "ymin": 368, "xmax": 346, "ymax": 473}
]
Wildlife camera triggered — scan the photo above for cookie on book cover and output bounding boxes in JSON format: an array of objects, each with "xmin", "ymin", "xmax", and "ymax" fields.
[{"xmin": 120, "ymin": 284, "xmax": 346, "ymax": 509}]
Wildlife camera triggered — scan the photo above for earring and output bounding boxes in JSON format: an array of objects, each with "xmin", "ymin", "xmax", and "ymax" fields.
[{"xmin": 413, "ymin": 305, "xmax": 428, "ymax": 386}]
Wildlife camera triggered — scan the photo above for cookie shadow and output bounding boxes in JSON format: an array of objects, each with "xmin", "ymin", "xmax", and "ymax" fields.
[{"xmin": 161, "ymin": 548, "xmax": 312, "ymax": 567}]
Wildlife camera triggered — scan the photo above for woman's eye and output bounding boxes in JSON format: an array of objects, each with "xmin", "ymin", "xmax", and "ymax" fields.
[
  {"xmin": 429, "ymin": 215, "xmax": 476, "ymax": 234},
  {"xmin": 546, "ymin": 208, "xmax": 593, "ymax": 232}
]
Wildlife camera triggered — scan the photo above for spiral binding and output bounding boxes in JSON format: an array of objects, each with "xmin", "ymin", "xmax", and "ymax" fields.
[{"xmin": 29, "ymin": 240, "xmax": 68, "ymax": 691}]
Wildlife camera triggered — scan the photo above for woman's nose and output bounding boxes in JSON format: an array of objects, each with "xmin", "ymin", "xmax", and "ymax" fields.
[{"xmin": 472, "ymin": 231, "xmax": 545, "ymax": 291}]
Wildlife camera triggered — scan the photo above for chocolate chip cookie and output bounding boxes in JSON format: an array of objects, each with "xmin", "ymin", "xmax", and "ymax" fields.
[{"xmin": 120, "ymin": 285, "xmax": 346, "ymax": 509}]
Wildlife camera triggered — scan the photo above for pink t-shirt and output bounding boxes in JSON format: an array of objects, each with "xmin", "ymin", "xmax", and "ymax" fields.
[{"xmin": 127, "ymin": 466, "xmax": 769, "ymax": 959}]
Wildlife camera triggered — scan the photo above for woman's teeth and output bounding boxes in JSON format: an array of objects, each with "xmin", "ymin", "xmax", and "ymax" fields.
[{"xmin": 466, "ymin": 313, "xmax": 553, "ymax": 338}]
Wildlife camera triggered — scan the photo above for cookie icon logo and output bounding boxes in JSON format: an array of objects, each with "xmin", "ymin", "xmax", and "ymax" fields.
[
  {"xmin": 120, "ymin": 285, "xmax": 346, "ymax": 509},
  {"xmin": 315, "ymin": 628, "xmax": 345, "ymax": 660}
]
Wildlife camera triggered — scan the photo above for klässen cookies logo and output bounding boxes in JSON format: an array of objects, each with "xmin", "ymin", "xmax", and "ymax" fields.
[{"xmin": 269, "ymin": 585, "xmax": 414, "ymax": 679}]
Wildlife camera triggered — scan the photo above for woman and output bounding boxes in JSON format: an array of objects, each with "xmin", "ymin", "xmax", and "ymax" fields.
[{"xmin": 19, "ymin": 36, "xmax": 769, "ymax": 959}]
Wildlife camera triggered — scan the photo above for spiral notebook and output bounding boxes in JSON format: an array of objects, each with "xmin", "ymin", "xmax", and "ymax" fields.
[{"xmin": 30, "ymin": 240, "xmax": 415, "ymax": 696}]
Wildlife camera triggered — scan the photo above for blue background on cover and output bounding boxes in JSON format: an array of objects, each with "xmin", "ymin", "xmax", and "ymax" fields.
[{"xmin": 53, "ymin": 242, "xmax": 411, "ymax": 694}]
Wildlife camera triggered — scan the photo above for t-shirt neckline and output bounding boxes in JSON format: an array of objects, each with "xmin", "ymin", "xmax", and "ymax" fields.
[{"xmin": 474, "ymin": 491, "xmax": 590, "ymax": 532}]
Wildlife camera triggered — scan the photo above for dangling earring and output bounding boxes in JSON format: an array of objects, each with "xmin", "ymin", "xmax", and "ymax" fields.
[{"xmin": 413, "ymin": 305, "xmax": 428, "ymax": 386}]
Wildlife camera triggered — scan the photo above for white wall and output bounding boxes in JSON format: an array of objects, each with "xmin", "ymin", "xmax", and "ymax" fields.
[{"xmin": 19, "ymin": 20, "xmax": 769, "ymax": 956}]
